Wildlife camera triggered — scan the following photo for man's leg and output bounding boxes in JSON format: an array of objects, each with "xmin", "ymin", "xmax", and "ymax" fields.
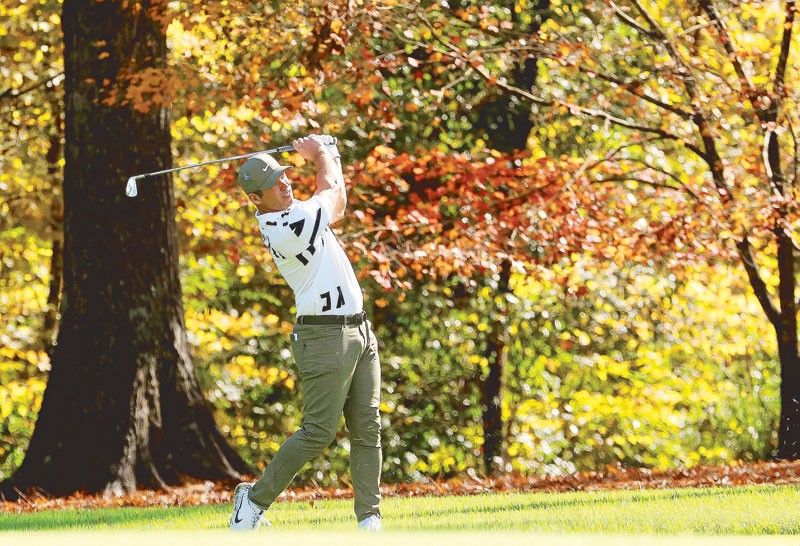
[
  {"xmin": 343, "ymin": 320, "xmax": 382, "ymax": 522},
  {"xmin": 249, "ymin": 324, "xmax": 362, "ymax": 509}
]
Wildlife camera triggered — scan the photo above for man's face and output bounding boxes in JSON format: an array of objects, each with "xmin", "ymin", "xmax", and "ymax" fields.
[{"xmin": 250, "ymin": 173, "xmax": 293, "ymax": 212}]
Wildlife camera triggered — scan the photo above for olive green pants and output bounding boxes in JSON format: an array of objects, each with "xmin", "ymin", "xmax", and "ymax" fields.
[{"xmin": 249, "ymin": 320, "xmax": 382, "ymax": 522}]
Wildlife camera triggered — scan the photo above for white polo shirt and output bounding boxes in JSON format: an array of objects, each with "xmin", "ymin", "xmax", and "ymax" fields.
[{"xmin": 256, "ymin": 196, "xmax": 363, "ymax": 316}]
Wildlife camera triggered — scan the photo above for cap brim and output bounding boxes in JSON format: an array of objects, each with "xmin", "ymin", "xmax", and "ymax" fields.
[{"xmin": 256, "ymin": 165, "xmax": 291, "ymax": 192}]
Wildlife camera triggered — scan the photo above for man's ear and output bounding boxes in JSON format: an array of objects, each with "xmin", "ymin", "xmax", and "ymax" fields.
[{"xmin": 247, "ymin": 192, "xmax": 260, "ymax": 205}]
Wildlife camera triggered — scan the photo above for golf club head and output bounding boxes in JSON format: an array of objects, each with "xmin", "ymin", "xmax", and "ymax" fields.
[{"xmin": 125, "ymin": 177, "xmax": 138, "ymax": 198}]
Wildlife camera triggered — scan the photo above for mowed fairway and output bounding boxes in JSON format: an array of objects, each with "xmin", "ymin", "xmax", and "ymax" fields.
[{"xmin": 1, "ymin": 484, "xmax": 798, "ymax": 545}]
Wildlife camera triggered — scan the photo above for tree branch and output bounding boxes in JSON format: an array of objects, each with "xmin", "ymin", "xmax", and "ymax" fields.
[
  {"xmin": 591, "ymin": 175, "xmax": 692, "ymax": 195},
  {"xmin": 736, "ymin": 237, "xmax": 781, "ymax": 329},
  {"xmin": 0, "ymin": 73, "xmax": 63, "ymax": 102},
  {"xmin": 773, "ymin": 0, "xmax": 796, "ymax": 96},
  {"xmin": 697, "ymin": 0, "xmax": 756, "ymax": 99},
  {"xmin": 607, "ymin": 0, "xmax": 656, "ymax": 38},
  {"xmin": 618, "ymin": 158, "xmax": 701, "ymax": 200},
  {"xmin": 789, "ymin": 118, "xmax": 799, "ymax": 187},
  {"xmin": 414, "ymin": 7, "xmax": 706, "ymax": 159},
  {"xmin": 580, "ymin": 66, "xmax": 694, "ymax": 119},
  {"xmin": 624, "ymin": 2, "xmax": 731, "ymax": 202}
]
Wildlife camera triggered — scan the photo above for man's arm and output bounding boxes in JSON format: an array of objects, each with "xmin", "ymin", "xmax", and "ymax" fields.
[{"xmin": 292, "ymin": 135, "xmax": 346, "ymax": 224}]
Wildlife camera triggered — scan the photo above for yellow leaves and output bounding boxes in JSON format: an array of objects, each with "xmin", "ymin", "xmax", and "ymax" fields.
[
  {"xmin": 264, "ymin": 314, "xmax": 279, "ymax": 327},
  {"xmin": 189, "ymin": 114, "xmax": 209, "ymax": 132},
  {"xmin": 236, "ymin": 264, "xmax": 254, "ymax": 284},
  {"xmin": 373, "ymin": 144, "xmax": 395, "ymax": 158},
  {"xmin": 234, "ymin": 355, "xmax": 255, "ymax": 368},
  {"xmin": 737, "ymin": 32, "xmax": 772, "ymax": 54}
]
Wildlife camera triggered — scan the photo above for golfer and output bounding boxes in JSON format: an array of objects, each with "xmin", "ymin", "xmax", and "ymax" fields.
[{"xmin": 229, "ymin": 135, "xmax": 382, "ymax": 532}]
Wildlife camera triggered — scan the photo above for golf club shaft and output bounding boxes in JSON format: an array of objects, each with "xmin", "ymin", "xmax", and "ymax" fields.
[
  {"xmin": 125, "ymin": 135, "xmax": 337, "ymax": 198},
  {"xmin": 129, "ymin": 144, "xmax": 295, "ymax": 181}
]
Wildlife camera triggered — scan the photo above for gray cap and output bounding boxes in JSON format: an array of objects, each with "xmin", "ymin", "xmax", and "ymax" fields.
[{"xmin": 237, "ymin": 153, "xmax": 290, "ymax": 194}]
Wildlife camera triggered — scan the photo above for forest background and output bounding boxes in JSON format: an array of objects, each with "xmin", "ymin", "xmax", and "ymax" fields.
[{"xmin": 1, "ymin": 0, "xmax": 798, "ymax": 493}]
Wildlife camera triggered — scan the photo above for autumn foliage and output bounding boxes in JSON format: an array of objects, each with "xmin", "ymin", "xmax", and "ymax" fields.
[{"xmin": 2, "ymin": 0, "xmax": 800, "ymax": 496}]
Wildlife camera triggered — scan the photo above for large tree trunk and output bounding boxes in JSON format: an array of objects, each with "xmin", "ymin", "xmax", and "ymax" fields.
[
  {"xmin": 41, "ymin": 104, "xmax": 64, "ymax": 354},
  {"xmin": 2, "ymin": 0, "xmax": 248, "ymax": 498}
]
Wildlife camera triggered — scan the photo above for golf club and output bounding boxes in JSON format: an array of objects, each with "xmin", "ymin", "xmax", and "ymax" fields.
[{"xmin": 125, "ymin": 136, "xmax": 337, "ymax": 198}]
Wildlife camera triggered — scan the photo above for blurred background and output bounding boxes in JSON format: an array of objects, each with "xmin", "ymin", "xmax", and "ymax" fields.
[{"xmin": 2, "ymin": 0, "xmax": 797, "ymax": 489}]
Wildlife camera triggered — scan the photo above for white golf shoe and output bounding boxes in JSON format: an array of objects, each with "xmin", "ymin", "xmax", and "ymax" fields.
[
  {"xmin": 358, "ymin": 514, "xmax": 382, "ymax": 531},
  {"xmin": 229, "ymin": 483, "xmax": 266, "ymax": 530}
]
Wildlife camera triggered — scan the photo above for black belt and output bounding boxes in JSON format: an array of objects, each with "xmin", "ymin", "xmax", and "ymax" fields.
[{"xmin": 296, "ymin": 311, "xmax": 366, "ymax": 326}]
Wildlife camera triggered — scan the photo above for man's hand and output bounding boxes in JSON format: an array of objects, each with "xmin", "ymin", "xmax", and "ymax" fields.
[{"xmin": 292, "ymin": 134, "xmax": 336, "ymax": 162}]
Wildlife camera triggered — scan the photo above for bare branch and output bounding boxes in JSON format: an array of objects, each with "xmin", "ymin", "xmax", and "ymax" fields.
[
  {"xmin": 431, "ymin": 71, "xmax": 473, "ymax": 105},
  {"xmin": 621, "ymin": 2, "xmax": 731, "ymax": 201}
]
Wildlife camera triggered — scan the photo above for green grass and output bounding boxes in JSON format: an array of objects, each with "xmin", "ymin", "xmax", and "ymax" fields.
[{"xmin": 1, "ymin": 483, "xmax": 798, "ymax": 545}]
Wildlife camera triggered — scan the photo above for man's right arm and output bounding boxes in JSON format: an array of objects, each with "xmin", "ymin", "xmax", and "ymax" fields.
[{"xmin": 292, "ymin": 135, "xmax": 346, "ymax": 224}]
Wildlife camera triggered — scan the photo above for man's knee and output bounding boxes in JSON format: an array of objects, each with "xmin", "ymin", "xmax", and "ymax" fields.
[
  {"xmin": 299, "ymin": 421, "xmax": 339, "ymax": 449},
  {"xmin": 346, "ymin": 404, "xmax": 381, "ymax": 448}
]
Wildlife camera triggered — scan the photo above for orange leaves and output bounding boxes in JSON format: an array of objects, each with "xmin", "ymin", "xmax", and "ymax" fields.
[
  {"xmin": 94, "ymin": 21, "xmax": 175, "ymax": 113},
  {"xmin": 4, "ymin": 459, "xmax": 798, "ymax": 512},
  {"xmin": 123, "ymin": 67, "xmax": 175, "ymax": 113},
  {"xmin": 343, "ymin": 144, "xmax": 724, "ymax": 290}
]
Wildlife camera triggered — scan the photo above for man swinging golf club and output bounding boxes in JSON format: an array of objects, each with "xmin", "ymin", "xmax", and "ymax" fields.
[{"xmin": 229, "ymin": 134, "xmax": 382, "ymax": 532}]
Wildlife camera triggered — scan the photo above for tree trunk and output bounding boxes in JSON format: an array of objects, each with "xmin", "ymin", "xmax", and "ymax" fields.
[
  {"xmin": 481, "ymin": 259, "xmax": 512, "ymax": 476},
  {"xmin": 474, "ymin": 3, "xmax": 549, "ymax": 475},
  {"xmin": 775, "ymin": 229, "xmax": 800, "ymax": 458},
  {"xmin": 2, "ymin": 0, "xmax": 248, "ymax": 498},
  {"xmin": 474, "ymin": 0, "xmax": 550, "ymax": 152},
  {"xmin": 775, "ymin": 334, "xmax": 800, "ymax": 459},
  {"xmin": 41, "ymin": 110, "xmax": 63, "ymax": 354}
]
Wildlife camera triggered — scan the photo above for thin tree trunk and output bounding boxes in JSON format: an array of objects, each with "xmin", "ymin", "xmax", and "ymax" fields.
[
  {"xmin": 775, "ymin": 229, "xmax": 800, "ymax": 458},
  {"xmin": 3, "ymin": 0, "xmax": 248, "ymax": 498},
  {"xmin": 481, "ymin": 258, "xmax": 511, "ymax": 476}
]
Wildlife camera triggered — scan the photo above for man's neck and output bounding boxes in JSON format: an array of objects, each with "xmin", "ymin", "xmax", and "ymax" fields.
[{"xmin": 257, "ymin": 203, "xmax": 289, "ymax": 215}]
